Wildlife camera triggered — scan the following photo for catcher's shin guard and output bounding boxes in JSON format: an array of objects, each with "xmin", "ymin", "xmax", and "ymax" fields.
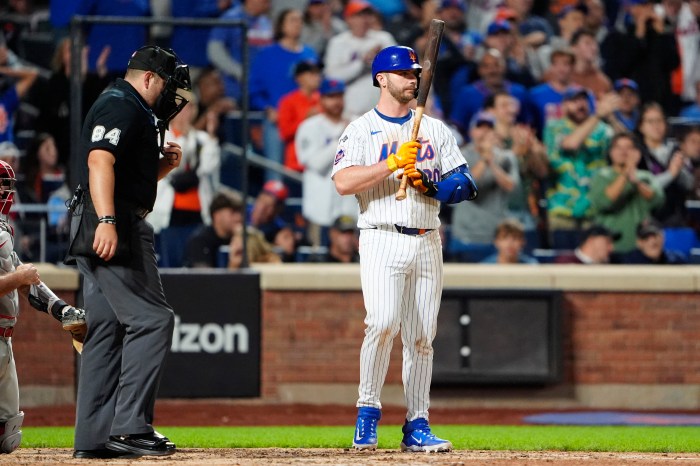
[{"xmin": 0, "ymin": 411, "xmax": 24, "ymax": 453}]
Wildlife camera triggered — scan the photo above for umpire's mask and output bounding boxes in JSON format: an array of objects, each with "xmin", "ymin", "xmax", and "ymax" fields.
[{"xmin": 128, "ymin": 45, "xmax": 192, "ymax": 128}]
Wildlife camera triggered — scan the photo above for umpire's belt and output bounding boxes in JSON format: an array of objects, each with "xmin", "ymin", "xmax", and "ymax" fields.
[
  {"xmin": 394, "ymin": 224, "xmax": 434, "ymax": 236},
  {"xmin": 134, "ymin": 206, "xmax": 150, "ymax": 219},
  {"xmin": 0, "ymin": 326, "xmax": 14, "ymax": 338}
]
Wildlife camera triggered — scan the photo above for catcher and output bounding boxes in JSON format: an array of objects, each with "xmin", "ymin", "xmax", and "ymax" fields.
[{"xmin": 0, "ymin": 160, "xmax": 86, "ymax": 454}]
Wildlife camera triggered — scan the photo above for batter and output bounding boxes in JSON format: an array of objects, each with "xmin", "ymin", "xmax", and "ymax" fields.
[{"xmin": 332, "ymin": 45, "xmax": 478, "ymax": 452}]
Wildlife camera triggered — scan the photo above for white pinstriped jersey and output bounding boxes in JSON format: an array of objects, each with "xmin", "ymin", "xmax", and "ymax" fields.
[{"xmin": 331, "ymin": 108, "xmax": 467, "ymax": 230}]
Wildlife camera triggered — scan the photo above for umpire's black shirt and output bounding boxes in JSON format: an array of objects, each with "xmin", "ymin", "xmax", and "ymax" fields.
[{"xmin": 78, "ymin": 78, "xmax": 160, "ymax": 211}]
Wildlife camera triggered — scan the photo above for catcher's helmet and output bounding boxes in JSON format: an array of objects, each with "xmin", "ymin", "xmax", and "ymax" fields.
[
  {"xmin": 0, "ymin": 160, "xmax": 16, "ymax": 215},
  {"xmin": 371, "ymin": 46, "xmax": 422, "ymax": 87}
]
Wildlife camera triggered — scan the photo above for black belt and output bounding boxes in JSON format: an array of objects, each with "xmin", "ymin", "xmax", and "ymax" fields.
[
  {"xmin": 134, "ymin": 207, "xmax": 150, "ymax": 219},
  {"xmin": 394, "ymin": 224, "xmax": 434, "ymax": 236}
]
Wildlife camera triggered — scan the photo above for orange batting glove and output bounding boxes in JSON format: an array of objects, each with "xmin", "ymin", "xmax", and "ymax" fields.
[
  {"xmin": 401, "ymin": 165, "xmax": 438, "ymax": 197},
  {"xmin": 386, "ymin": 141, "xmax": 421, "ymax": 172}
]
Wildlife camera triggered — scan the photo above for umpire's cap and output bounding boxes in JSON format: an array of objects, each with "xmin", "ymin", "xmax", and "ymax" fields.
[
  {"xmin": 371, "ymin": 46, "xmax": 422, "ymax": 87},
  {"xmin": 128, "ymin": 45, "xmax": 178, "ymax": 80}
]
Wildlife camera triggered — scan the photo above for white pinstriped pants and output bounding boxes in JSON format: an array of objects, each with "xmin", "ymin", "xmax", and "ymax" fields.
[{"xmin": 357, "ymin": 227, "xmax": 443, "ymax": 421}]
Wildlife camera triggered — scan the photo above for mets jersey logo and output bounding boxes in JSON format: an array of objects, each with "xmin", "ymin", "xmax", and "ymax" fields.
[{"xmin": 334, "ymin": 148, "xmax": 345, "ymax": 165}]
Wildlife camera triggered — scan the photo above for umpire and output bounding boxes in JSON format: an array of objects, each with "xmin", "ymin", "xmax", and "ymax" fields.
[{"xmin": 69, "ymin": 46, "xmax": 191, "ymax": 459}]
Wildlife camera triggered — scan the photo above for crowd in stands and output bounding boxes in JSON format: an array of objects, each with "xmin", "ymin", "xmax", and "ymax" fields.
[{"xmin": 1, "ymin": 0, "xmax": 700, "ymax": 266}]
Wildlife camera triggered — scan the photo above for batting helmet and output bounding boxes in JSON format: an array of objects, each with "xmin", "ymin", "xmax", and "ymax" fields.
[
  {"xmin": 0, "ymin": 160, "xmax": 16, "ymax": 216},
  {"xmin": 371, "ymin": 46, "xmax": 422, "ymax": 87}
]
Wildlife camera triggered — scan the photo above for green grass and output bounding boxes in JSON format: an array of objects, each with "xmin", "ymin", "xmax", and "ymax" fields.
[{"xmin": 22, "ymin": 425, "xmax": 700, "ymax": 452}]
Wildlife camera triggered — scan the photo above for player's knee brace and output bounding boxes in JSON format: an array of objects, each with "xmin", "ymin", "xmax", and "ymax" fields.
[{"xmin": 0, "ymin": 411, "xmax": 24, "ymax": 453}]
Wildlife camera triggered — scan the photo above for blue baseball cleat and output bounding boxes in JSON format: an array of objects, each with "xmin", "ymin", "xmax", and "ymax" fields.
[
  {"xmin": 352, "ymin": 407, "xmax": 381, "ymax": 450},
  {"xmin": 400, "ymin": 418, "xmax": 453, "ymax": 452}
]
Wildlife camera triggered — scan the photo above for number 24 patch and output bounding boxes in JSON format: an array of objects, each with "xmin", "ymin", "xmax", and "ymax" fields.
[{"xmin": 91, "ymin": 125, "xmax": 121, "ymax": 145}]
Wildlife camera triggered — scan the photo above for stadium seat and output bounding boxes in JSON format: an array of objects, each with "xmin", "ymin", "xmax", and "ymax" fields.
[
  {"xmin": 158, "ymin": 225, "xmax": 199, "ymax": 268},
  {"xmin": 663, "ymin": 227, "xmax": 699, "ymax": 256}
]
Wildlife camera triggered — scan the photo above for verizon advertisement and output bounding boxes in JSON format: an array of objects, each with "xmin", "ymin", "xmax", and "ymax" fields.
[{"xmin": 158, "ymin": 270, "xmax": 261, "ymax": 398}]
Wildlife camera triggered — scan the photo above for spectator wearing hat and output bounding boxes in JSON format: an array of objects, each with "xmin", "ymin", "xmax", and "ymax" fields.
[
  {"xmin": 450, "ymin": 48, "xmax": 529, "ymax": 139},
  {"xmin": 207, "ymin": 0, "xmax": 273, "ymax": 101},
  {"xmin": 544, "ymin": 85, "xmax": 618, "ymax": 249},
  {"xmin": 589, "ymin": 132, "xmax": 664, "ymax": 253},
  {"xmin": 296, "ymin": 79, "xmax": 357, "ymax": 248},
  {"xmin": 481, "ymin": 19, "xmax": 536, "ymax": 88},
  {"xmin": 184, "ymin": 189, "xmax": 245, "ymax": 268},
  {"xmin": 277, "ymin": 61, "xmax": 323, "ymax": 173},
  {"xmin": 480, "ymin": 218, "xmax": 539, "ymax": 264},
  {"xmin": 622, "ymin": 219, "xmax": 688, "ymax": 264},
  {"xmin": 301, "ymin": 0, "xmax": 348, "ymax": 58},
  {"xmin": 249, "ymin": 180, "xmax": 290, "ymax": 245},
  {"xmin": 323, "ymin": 215, "xmax": 360, "ymax": 263},
  {"xmin": 528, "ymin": 47, "xmax": 576, "ymax": 138},
  {"xmin": 601, "ymin": 0, "xmax": 680, "ymax": 115},
  {"xmin": 534, "ymin": 3, "xmax": 586, "ymax": 80},
  {"xmin": 450, "ymin": 111, "xmax": 521, "ymax": 262},
  {"xmin": 249, "ymin": 9, "xmax": 319, "ymax": 181},
  {"xmin": 609, "ymin": 78, "xmax": 641, "ymax": 133},
  {"xmin": 323, "ymin": 0, "xmax": 396, "ymax": 118},
  {"xmin": 554, "ymin": 225, "xmax": 621, "ymax": 264},
  {"xmin": 569, "ymin": 28, "xmax": 613, "ymax": 97}
]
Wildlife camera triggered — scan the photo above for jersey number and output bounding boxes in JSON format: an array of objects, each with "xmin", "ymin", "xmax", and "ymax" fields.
[{"xmin": 91, "ymin": 125, "xmax": 121, "ymax": 146}]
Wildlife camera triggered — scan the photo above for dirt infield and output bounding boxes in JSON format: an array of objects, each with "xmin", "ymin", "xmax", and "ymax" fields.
[{"xmin": 5, "ymin": 449, "xmax": 700, "ymax": 465}]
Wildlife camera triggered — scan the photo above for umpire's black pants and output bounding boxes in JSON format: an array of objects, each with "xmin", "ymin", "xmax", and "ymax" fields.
[{"xmin": 74, "ymin": 218, "xmax": 174, "ymax": 450}]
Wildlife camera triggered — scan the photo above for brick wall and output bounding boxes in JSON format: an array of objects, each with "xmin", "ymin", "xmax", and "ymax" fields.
[{"xmin": 261, "ymin": 290, "xmax": 700, "ymax": 398}]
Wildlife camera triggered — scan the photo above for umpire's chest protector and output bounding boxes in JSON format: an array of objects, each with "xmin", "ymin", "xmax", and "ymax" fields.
[{"xmin": 80, "ymin": 78, "xmax": 160, "ymax": 210}]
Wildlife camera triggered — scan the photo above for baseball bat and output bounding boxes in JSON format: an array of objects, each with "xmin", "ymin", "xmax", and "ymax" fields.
[{"xmin": 396, "ymin": 18, "xmax": 445, "ymax": 201}]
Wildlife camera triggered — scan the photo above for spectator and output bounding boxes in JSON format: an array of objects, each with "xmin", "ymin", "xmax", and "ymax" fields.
[
  {"xmin": 481, "ymin": 19, "xmax": 537, "ymax": 88},
  {"xmin": 324, "ymin": 215, "xmax": 360, "ymax": 263},
  {"xmin": 623, "ymin": 218, "xmax": 688, "ymax": 264},
  {"xmin": 184, "ymin": 189, "xmax": 245, "ymax": 268},
  {"xmin": 250, "ymin": 8, "xmax": 318, "ymax": 181},
  {"xmin": 657, "ymin": 0, "xmax": 699, "ymax": 107},
  {"xmin": 544, "ymin": 86, "xmax": 617, "ymax": 249},
  {"xmin": 191, "ymin": 67, "xmax": 236, "ymax": 137},
  {"xmin": 535, "ymin": 4, "xmax": 586, "ymax": 81},
  {"xmin": 75, "ymin": 0, "xmax": 149, "ymax": 77},
  {"xmin": 300, "ymin": 0, "xmax": 347, "ymax": 58},
  {"xmin": 277, "ymin": 60, "xmax": 322, "ymax": 173},
  {"xmin": 149, "ymin": 98, "xmax": 222, "ymax": 235},
  {"xmin": 295, "ymin": 78, "xmax": 356, "ymax": 247},
  {"xmin": 249, "ymin": 179, "xmax": 289, "ymax": 244},
  {"xmin": 171, "ymin": 0, "xmax": 233, "ymax": 74},
  {"xmin": 601, "ymin": 0, "xmax": 680, "ymax": 114},
  {"xmin": 29, "ymin": 37, "xmax": 111, "ymax": 168},
  {"xmin": 450, "ymin": 48, "xmax": 529, "ymax": 138},
  {"xmin": 609, "ymin": 78, "xmax": 641, "ymax": 133},
  {"xmin": 569, "ymin": 28, "xmax": 612, "ymax": 97},
  {"xmin": 0, "ymin": 65, "xmax": 37, "ymax": 143},
  {"xmin": 487, "ymin": 0, "xmax": 554, "ymax": 46},
  {"xmin": 450, "ymin": 111, "xmax": 520, "ymax": 262},
  {"xmin": 323, "ymin": 0, "xmax": 396, "ymax": 118},
  {"xmin": 680, "ymin": 80, "xmax": 700, "ymax": 122},
  {"xmin": 207, "ymin": 0, "xmax": 273, "ymax": 101},
  {"xmin": 636, "ymin": 102, "xmax": 694, "ymax": 227},
  {"xmin": 528, "ymin": 47, "xmax": 576, "ymax": 138},
  {"xmin": 679, "ymin": 126, "xmax": 700, "ymax": 203},
  {"xmin": 589, "ymin": 132, "xmax": 664, "ymax": 253},
  {"xmin": 22, "ymin": 133, "xmax": 65, "ymax": 204},
  {"xmin": 480, "ymin": 218, "xmax": 539, "ymax": 264},
  {"xmin": 228, "ymin": 224, "xmax": 281, "ymax": 269},
  {"xmin": 554, "ymin": 224, "xmax": 620, "ymax": 264},
  {"xmin": 582, "ymin": 0, "xmax": 610, "ymax": 43}
]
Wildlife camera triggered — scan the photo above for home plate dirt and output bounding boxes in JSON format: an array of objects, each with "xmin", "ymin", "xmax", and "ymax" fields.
[{"xmin": 5, "ymin": 449, "xmax": 700, "ymax": 465}]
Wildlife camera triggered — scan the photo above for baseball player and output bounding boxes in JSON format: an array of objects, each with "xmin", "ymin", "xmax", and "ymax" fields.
[
  {"xmin": 0, "ymin": 160, "xmax": 87, "ymax": 454},
  {"xmin": 332, "ymin": 45, "xmax": 478, "ymax": 452}
]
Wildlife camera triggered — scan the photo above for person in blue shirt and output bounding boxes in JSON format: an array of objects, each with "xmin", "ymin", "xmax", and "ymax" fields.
[
  {"xmin": 610, "ymin": 78, "xmax": 641, "ymax": 133},
  {"xmin": 527, "ymin": 47, "xmax": 575, "ymax": 138},
  {"xmin": 171, "ymin": 0, "xmax": 233, "ymax": 71},
  {"xmin": 450, "ymin": 48, "xmax": 529, "ymax": 139},
  {"xmin": 207, "ymin": 0, "xmax": 273, "ymax": 101}
]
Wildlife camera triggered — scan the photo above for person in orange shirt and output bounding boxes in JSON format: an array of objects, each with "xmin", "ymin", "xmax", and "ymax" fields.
[{"xmin": 277, "ymin": 60, "xmax": 322, "ymax": 172}]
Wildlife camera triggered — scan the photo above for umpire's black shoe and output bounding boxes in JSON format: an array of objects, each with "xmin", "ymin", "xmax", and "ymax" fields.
[
  {"xmin": 73, "ymin": 448, "xmax": 141, "ymax": 459},
  {"xmin": 105, "ymin": 431, "xmax": 176, "ymax": 456}
]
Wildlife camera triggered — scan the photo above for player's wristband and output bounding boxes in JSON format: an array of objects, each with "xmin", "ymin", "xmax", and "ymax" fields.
[{"xmin": 98, "ymin": 215, "xmax": 117, "ymax": 225}]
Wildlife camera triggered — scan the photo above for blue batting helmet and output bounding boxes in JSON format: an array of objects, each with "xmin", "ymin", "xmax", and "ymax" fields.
[{"xmin": 371, "ymin": 46, "xmax": 422, "ymax": 87}]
